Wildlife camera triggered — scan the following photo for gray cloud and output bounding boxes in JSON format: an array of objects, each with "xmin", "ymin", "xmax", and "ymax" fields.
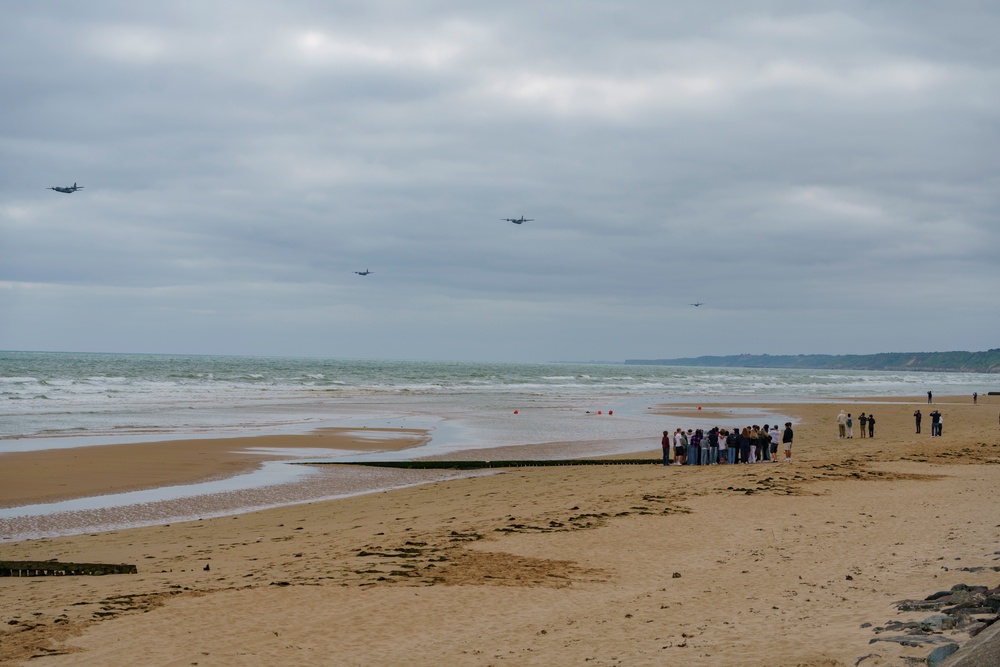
[{"xmin": 1, "ymin": 2, "xmax": 998, "ymax": 361}]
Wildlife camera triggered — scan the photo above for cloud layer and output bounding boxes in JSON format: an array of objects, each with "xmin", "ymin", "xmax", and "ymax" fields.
[{"xmin": 2, "ymin": 2, "xmax": 998, "ymax": 361}]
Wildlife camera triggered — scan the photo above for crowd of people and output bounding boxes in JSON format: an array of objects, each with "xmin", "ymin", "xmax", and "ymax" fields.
[
  {"xmin": 660, "ymin": 422, "xmax": 793, "ymax": 466},
  {"xmin": 914, "ymin": 408, "xmax": 944, "ymax": 436},
  {"xmin": 836, "ymin": 410, "xmax": 876, "ymax": 439}
]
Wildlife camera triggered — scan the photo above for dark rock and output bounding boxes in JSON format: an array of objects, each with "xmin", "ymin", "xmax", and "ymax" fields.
[
  {"xmin": 869, "ymin": 635, "xmax": 952, "ymax": 647},
  {"xmin": 919, "ymin": 614, "xmax": 957, "ymax": 631},
  {"xmin": 926, "ymin": 642, "xmax": 959, "ymax": 667},
  {"xmin": 897, "ymin": 601, "xmax": 946, "ymax": 612},
  {"xmin": 969, "ymin": 621, "xmax": 994, "ymax": 638},
  {"xmin": 926, "ymin": 590, "xmax": 954, "ymax": 601}
]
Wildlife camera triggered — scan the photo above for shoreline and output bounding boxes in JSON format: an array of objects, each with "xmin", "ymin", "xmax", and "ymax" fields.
[{"xmin": 1, "ymin": 395, "xmax": 994, "ymax": 517}]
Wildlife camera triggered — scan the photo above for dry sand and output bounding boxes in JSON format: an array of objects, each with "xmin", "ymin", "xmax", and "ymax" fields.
[{"xmin": 1, "ymin": 396, "xmax": 998, "ymax": 666}]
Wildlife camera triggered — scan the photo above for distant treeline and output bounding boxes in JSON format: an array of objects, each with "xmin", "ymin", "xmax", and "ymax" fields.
[{"xmin": 624, "ymin": 350, "xmax": 1000, "ymax": 374}]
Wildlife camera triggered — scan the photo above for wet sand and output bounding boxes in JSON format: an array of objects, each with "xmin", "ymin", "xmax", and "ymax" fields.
[
  {"xmin": 1, "ymin": 395, "xmax": 999, "ymax": 666},
  {"xmin": 0, "ymin": 427, "xmax": 428, "ymax": 506}
]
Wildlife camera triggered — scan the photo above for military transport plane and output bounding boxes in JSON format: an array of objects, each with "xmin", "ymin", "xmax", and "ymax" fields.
[
  {"xmin": 354, "ymin": 269, "xmax": 372, "ymax": 276},
  {"xmin": 503, "ymin": 216, "xmax": 533, "ymax": 224},
  {"xmin": 48, "ymin": 182, "xmax": 84, "ymax": 194}
]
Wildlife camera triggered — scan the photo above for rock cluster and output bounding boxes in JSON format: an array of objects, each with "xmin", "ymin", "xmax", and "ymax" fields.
[{"xmin": 865, "ymin": 583, "xmax": 1000, "ymax": 665}]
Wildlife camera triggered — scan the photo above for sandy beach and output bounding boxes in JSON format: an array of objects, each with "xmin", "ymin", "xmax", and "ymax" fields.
[{"xmin": 1, "ymin": 395, "xmax": 998, "ymax": 666}]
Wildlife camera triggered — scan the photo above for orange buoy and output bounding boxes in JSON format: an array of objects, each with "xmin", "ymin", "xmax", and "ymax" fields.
[
  {"xmin": 597, "ymin": 410, "xmax": 602, "ymax": 414},
  {"xmin": 608, "ymin": 410, "xmax": 613, "ymax": 415},
  {"xmin": 698, "ymin": 406, "xmax": 702, "ymax": 410},
  {"xmin": 514, "ymin": 410, "xmax": 519, "ymax": 414}
]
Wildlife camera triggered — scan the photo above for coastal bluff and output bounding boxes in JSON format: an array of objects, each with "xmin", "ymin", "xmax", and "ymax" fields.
[{"xmin": 625, "ymin": 349, "xmax": 1000, "ymax": 373}]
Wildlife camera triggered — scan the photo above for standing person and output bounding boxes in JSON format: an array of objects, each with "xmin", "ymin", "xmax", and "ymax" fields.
[
  {"xmin": 662, "ymin": 431, "xmax": 672, "ymax": 466},
  {"xmin": 749, "ymin": 425, "xmax": 760, "ymax": 463},
  {"xmin": 707, "ymin": 427, "xmax": 719, "ymax": 465},
  {"xmin": 928, "ymin": 391, "xmax": 933, "ymax": 403},
  {"xmin": 914, "ymin": 409, "xmax": 922, "ymax": 434},
  {"xmin": 973, "ymin": 392, "xmax": 978, "ymax": 404},
  {"xmin": 769, "ymin": 424, "xmax": 781, "ymax": 462},
  {"xmin": 930, "ymin": 410, "xmax": 941, "ymax": 436},
  {"xmin": 727, "ymin": 428, "xmax": 739, "ymax": 464},
  {"xmin": 717, "ymin": 429, "xmax": 728, "ymax": 464},
  {"xmin": 837, "ymin": 410, "xmax": 847, "ymax": 439},
  {"xmin": 739, "ymin": 427, "xmax": 752, "ymax": 464},
  {"xmin": 675, "ymin": 428, "xmax": 687, "ymax": 465},
  {"xmin": 858, "ymin": 413, "xmax": 868, "ymax": 438},
  {"xmin": 689, "ymin": 429, "xmax": 702, "ymax": 466},
  {"xmin": 846, "ymin": 414, "xmax": 854, "ymax": 439},
  {"xmin": 782, "ymin": 422, "xmax": 793, "ymax": 462},
  {"xmin": 937, "ymin": 413, "xmax": 943, "ymax": 436},
  {"xmin": 867, "ymin": 413, "xmax": 875, "ymax": 438},
  {"xmin": 760, "ymin": 424, "xmax": 771, "ymax": 461}
]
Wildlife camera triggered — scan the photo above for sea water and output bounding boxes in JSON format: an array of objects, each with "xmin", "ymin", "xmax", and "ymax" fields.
[
  {"xmin": 1, "ymin": 351, "xmax": 992, "ymax": 539},
  {"xmin": 3, "ymin": 351, "xmax": 990, "ymax": 441}
]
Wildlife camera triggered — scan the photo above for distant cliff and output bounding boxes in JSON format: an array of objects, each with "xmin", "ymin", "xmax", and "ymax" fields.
[{"xmin": 624, "ymin": 350, "xmax": 1000, "ymax": 373}]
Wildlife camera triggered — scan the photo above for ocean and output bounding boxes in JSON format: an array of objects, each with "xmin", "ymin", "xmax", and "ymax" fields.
[
  {"xmin": 1, "ymin": 351, "xmax": 992, "ymax": 540},
  {"xmin": 3, "ymin": 350, "xmax": 991, "ymax": 441}
]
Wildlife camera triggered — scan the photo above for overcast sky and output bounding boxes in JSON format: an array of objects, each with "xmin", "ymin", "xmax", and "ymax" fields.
[{"xmin": 1, "ymin": 2, "xmax": 997, "ymax": 362}]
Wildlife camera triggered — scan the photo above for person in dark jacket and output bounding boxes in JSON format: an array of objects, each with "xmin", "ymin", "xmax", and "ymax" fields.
[
  {"xmin": 782, "ymin": 422, "xmax": 794, "ymax": 462},
  {"xmin": 707, "ymin": 427, "xmax": 719, "ymax": 465},
  {"xmin": 739, "ymin": 427, "xmax": 752, "ymax": 464},
  {"xmin": 727, "ymin": 428, "xmax": 739, "ymax": 464}
]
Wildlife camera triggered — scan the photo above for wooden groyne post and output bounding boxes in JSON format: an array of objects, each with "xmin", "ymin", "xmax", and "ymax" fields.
[{"xmin": 0, "ymin": 561, "xmax": 138, "ymax": 577}]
